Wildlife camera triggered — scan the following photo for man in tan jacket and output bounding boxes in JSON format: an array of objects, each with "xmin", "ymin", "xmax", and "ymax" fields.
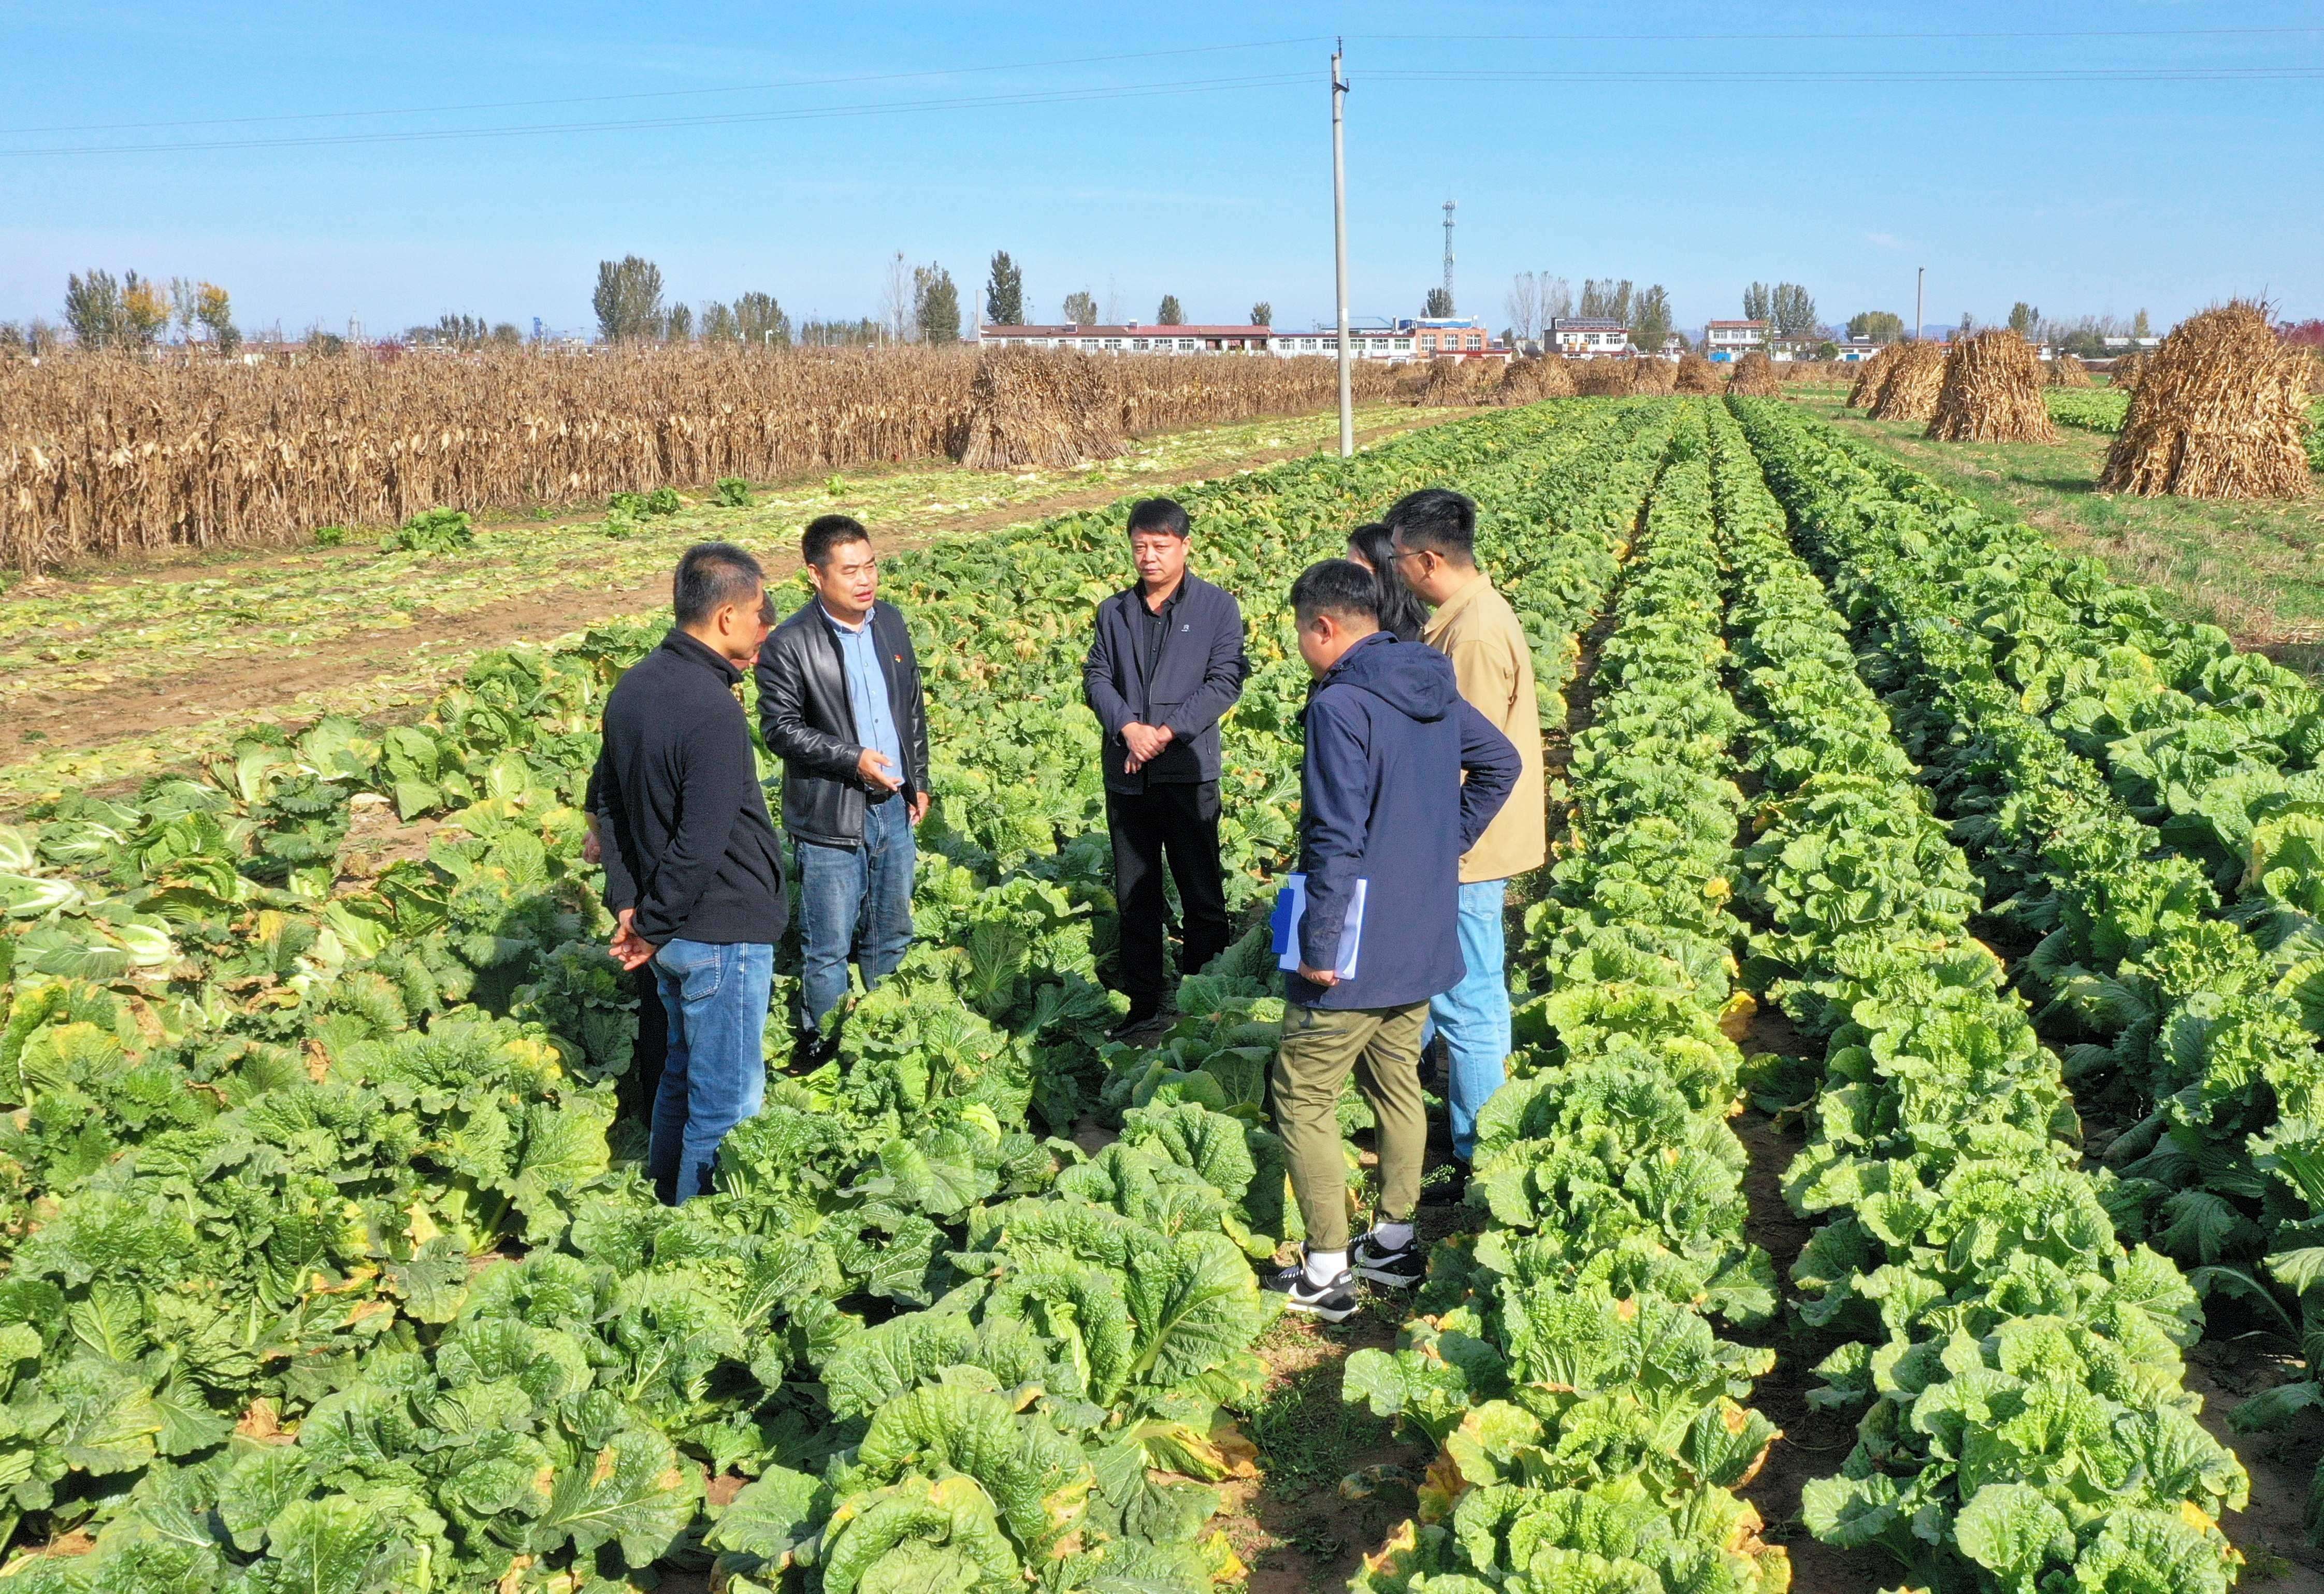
[{"xmin": 1385, "ymin": 489, "xmax": 1546, "ymax": 1197}]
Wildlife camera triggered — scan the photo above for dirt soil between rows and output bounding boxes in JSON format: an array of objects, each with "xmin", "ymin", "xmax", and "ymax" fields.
[{"xmin": 2, "ymin": 413, "xmax": 1444, "ymax": 777}]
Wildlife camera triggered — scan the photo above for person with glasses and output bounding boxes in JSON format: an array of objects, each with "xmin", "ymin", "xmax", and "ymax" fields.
[
  {"xmin": 1343, "ymin": 521, "xmax": 1431, "ymax": 644},
  {"xmin": 757, "ymin": 514, "xmax": 933, "ymax": 1053},
  {"xmin": 593, "ymin": 541, "xmax": 788, "ymax": 1204},
  {"xmin": 1383, "ymin": 489, "xmax": 1547, "ymax": 1206}
]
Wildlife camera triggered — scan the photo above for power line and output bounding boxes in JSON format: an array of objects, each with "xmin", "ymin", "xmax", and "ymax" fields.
[
  {"xmin": 13, "ymin": 22, "xmax": 2310, "ymax": 139},
  {"xmin": 1374, "ymin": 65, "xmax": 2324, "ymax": 84},
  {"xmin": 0, "ymin": 73, "xmax": 1311, "ymax": 158},
  {"xmin": 1358, "ymin": 24, "xmax": 2324, "ymax": 43},
  {"xmin": 0, "ymin": 37, "xmax": 1325, "ymax": 137}
]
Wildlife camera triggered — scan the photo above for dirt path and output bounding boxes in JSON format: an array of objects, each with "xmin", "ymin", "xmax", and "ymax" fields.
[{"xmin": 1, "ymin": 410, "xmax": 1447, "ymax": 802}]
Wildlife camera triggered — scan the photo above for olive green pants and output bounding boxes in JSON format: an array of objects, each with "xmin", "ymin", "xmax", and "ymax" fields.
[{"xmin": 1271, "ymin": 998, "xmax": 1428, "ymax": 1252}]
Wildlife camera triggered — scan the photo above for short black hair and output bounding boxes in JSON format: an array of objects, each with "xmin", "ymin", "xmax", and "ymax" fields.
[
  {"xmin": 1290, "ymin": 559, "xmax": 1380, "ymax": 625},
  {"xmin": 802, "ymin": 513, "xmax": 871, "ymax": 568},
  {"xmin": 1384, "ymin": 487, "xmax": 1477, "ymax": 563},
  {"xmin": 673, "ymin": 541, "xmax": 765, "ymax": 627},
  {"xmin": 1126, "ymin": 497, "xmax": 1190, "ymax": 539}
]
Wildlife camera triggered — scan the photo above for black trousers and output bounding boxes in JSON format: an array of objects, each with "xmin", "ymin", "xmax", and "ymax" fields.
[{"xmin": 1106, "ymin": 780, "xmax": 1231, "ymax": 1007}]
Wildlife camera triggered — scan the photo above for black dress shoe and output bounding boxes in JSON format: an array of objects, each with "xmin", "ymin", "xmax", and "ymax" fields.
[{"xmin": 1105, "ymin": 1005, "xmax": 1161, "ymax": 1042}]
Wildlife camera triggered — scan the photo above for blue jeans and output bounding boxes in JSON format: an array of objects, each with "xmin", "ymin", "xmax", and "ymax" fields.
[
  {"xmin": 795, "ymin": 795, "xmax": 917, "ymax": 1031},
  {"xmin": 648, "ymin": 938, "xmax": 772, "ymax": 1204},
  {"xmin": 1432, "ymin": 879, "xmax": 1511, "ymax": 1162}
]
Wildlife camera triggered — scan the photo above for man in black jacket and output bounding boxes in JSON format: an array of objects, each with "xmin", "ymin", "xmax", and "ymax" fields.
[
  {"xmin": 1083, "ymin": 497, "xmax": 1250, "ymax": 1036},
  {"xmin": 757, "ymin": 514, "xmax": 932, "ymax": 1041},
  {"xmin": 593, "ymin": 541, "xmax": 786, "ymax": 1204}
]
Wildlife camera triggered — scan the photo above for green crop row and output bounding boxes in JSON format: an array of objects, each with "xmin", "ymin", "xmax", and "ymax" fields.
[
  {"xmin": 1728, "ymin": 400, "xmax": 2324, "ymax": 1272},
  {"xmin": 1707, "ymin": 400, "xmax": 2248, "ymax": 1592},
  {"xmin": 1345, "ymin": 403, "xmax": 1794, "ymax": 1594},
  {"xmin": 0, "ymin": 401, "xmax": 1681, "ymax": 1593}
]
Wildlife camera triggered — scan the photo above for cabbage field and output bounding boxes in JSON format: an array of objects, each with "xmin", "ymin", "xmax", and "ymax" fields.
[{"xmin": 1, "ymin": 393, "xmax": 2317, "ymax": 1592}]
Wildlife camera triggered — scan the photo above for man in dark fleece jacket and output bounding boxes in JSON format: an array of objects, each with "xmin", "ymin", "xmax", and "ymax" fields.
[
  {"xmin": 1264, "ymin": 559, "xmax": 1519, "ymax": 1321},
  {"xmin": 594, "ymin": 541, "xmax": 787, "ymax": 1204}
]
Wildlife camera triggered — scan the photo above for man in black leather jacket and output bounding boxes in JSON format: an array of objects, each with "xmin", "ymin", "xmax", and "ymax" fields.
[{"xmin": 756, "ymin": 514, "xmax": 932, "ymax": 1041}]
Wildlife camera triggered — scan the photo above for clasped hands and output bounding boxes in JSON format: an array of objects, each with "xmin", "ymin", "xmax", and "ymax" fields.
[{"xmin": 1120, "ymin": 720, "xmax": 1174, "ymax": 774}]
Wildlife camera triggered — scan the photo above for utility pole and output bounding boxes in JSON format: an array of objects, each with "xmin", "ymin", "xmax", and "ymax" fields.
[
  {"xmin": 1331, "ymin": 41, "xmax": 1353, "ymax": 457},
  {"xmin": 1442, "ymin": 200, "xmax": 1456, "ymax": 310},
  {"xmin": 1914, "ymin": 267, "xmax": 1925, "ymax": 343}
]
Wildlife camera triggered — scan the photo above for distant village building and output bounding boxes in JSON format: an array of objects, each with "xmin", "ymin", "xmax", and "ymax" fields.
[
  {"xmin": 974, "ymin": 315, "xmax": 1503, "ymax": 364},
  {"xmin": 1705, "ymin": 320, "xmax": 1767, "ymax": 362},
  {"xmin": 1830, "ymin": 339, "xmax": 1883, "ymax": 363},
  {"xmin": 974, "ymin": 323, "xmax": 1272, "ymax": 354},
  {"xmin": 1659, "ymin": 334, "xmax": 1688, "ymax": 360},
  {"xmin": 1549, "ymin": 317, "xmax": 1630, "ymax": 359}
]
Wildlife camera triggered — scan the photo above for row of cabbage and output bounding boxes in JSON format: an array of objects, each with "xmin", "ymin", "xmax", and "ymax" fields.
[
  {"xmin": 1733, "ymin": 403, "xmax": 2324, "ymax": 1266},
  {"xmin": 1343, "ymin": 404, "xmax": 1794, "ymax": 1594},
  {"xmin": 1708, "ymin": 401, "xmax": 2249, "ymax": 1592},
  {"xmin": 0, "ymin": 403, "xmax": 1680, "ymax": 1593}
]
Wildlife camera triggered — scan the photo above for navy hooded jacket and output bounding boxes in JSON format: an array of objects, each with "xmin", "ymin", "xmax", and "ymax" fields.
[{"xmin": 1288, "ymin": 631, "xmax": 1521, "ymax": 1010}]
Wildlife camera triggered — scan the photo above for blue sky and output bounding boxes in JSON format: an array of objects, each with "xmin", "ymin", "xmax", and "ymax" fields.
[{"xmin": 2, "ymin": 2, "xmax": 2316, "ymax": 339}]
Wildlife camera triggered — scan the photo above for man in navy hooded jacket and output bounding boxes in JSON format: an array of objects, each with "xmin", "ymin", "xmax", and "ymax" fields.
[{"xmin": 1264, "ymin": 559, "xmax": 1520, "ymax": 1320}]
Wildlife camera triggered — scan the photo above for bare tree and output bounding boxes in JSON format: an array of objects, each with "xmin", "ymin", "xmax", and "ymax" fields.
[
  {"xmin": 1505, "ymin": 272, "xmax": 1541, "ymax": 343},
  {"xmin": 880, "ymin": 252, "xmax": 912, "ymax": 342},
  {"xmin": 1542, "ymin": 276, "xmax": 1572, "ymax": 322}
]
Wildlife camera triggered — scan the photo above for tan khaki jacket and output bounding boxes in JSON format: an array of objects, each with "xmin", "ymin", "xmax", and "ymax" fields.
[{"xmin": 1423, "ymin": 575, "xmax": 1546, "ymax": 882}]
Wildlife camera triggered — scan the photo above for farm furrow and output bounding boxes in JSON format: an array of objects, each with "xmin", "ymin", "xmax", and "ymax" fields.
[
  {"xmin": 1706, "ymin": 401, "xmax": 2252, "ymax": 1591},
  {"xmin": 0, "ymin": 401, "xmax": 1685, "ymax": 1592},
  {"xmin": 1347, "ymin": 405, "xmax": 1796, "ymax": 1592},
  {"xmin": 1729, "ymin": 396, "xmax": 2324, "ymax": 1282}
]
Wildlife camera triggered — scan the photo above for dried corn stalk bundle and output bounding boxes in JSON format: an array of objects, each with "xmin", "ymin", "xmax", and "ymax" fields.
[
  {"xmin": 1867, "ymin": 340, "xmax": 1947, "ymax": 421},
  {"xmin": 1845, "ymin": 349, "xmax": 1894, "ymax": 407},
  {"xmin": 1493, "ymin": 357, "xmax": 1576, "ymax": 404},
  {"xmin": 1626, "ymin": 358, "xmax": 1678, "ymax": 396},
  {"xmin": 954, "ymin": 348, "xmax": 1125, "ymax": 470},
  {"xmin": 2100, "ymin": 301, "xmax": 2313, "ymax": 499},
  {"xmin": 1414, "ymin": 357, "xmax": 1495, "ymax": 407},
  {"xmin": 2108, "ymin": 351, "xmax": 2148, "ymax": 394},
  {"xmin": 1727, "ymin": 351, "xmax": 1782, "ymax": 398},
  {"xmin": 1569, "ymin": 361, "xmax": 1635, "ymax": 397},
  {"xmin": 2047, "ymin": 353, "xmax": 2094, "ymax": 388},
  {"xmin": 0, "ymin": 345, "xmax": 1399, "ymax": 571},
  {"xmin": 1927, "ymin": 329, "xmax": 2058, "ymax": 443},
  {"xmin": 1673, "ymin": 353, "xmax": 1724, "ymax": 395}
]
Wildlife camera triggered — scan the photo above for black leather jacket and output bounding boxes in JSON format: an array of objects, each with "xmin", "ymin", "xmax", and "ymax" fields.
[{"xmin": 755, "ymin": 600, "xmax": 931, "ymax": 849}]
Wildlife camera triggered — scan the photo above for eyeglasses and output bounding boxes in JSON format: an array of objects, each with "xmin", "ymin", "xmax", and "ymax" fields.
[{"xmin": 1385, "ymin": 546, "xmax": 1431, "ymax": 566}]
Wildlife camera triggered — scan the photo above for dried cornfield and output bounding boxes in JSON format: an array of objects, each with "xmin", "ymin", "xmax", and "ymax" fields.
[
  {"xmin": 1493, "ymin": 357, "xmax": 1576, "ymax": 404},
  {"xmin": 1927, "ymin": 329, "xmax": 2058, "ymax": 443},
  {"xmin": 1845, "ymin": 349, "xmax": 1894, "ymax": 407},
  {"xmin": 1868, "ymin": 340, "xmax": 1948, "ymax": 421},
  {"xmin": 2109, "ymin": 351, "xmax": 2148, "ymax": 393},
  {"xmin": 1727, "ymin": 351, "xmax": 1782, "ymax": 398},
  {"xmin": 1673, "ymin": 353, "xmax": 1724, "ymax": 395},
  {"xmin": 0, "ymin": 344, "xmax": 1396, "ymax": 570},
  {"xmin": 2048, "ymin": 353, "xmax": 2095, "ymax": 388},
  {"xmin": 2100, "ymin": 301, "xmax": 2313, "ymax": 499}
]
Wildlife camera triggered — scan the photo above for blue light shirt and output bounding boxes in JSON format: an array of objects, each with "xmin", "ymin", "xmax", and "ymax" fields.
[{"xmin": 823, "ymin": 605, "xmax": 905, "ymax": 789}]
